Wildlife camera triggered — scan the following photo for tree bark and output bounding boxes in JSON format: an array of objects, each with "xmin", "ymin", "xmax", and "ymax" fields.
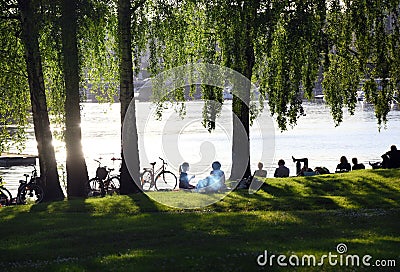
[
  {"xmin": 118, "ymin": 0, "xmax": 141, "ymax": 194},
  {"xmin": 230, "ymin": 83, "xmax": 251, "ymax": 180},
  {"xmin": 61, "ymin": 0, "xmax": 88, "ymax": 198},
  {"xmin": 18, "ymin": 0, "xmax": 64, "ymax": 201},
  {"xmin": 229, "ymin": 2, "xmax": 257, "ymax": 181}
]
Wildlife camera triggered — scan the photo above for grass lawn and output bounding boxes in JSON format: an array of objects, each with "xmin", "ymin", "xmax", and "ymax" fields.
[{"xmin": 0, "ymin": 169, "xmax": 399, "ymax": 271}]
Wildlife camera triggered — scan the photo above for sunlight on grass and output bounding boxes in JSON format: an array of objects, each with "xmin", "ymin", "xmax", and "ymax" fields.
[
  {"xmin": 324, "ymin": 196, "xmax": 360, "ymax": 209},
  {"xmin": 85, "ymin": 196, "xmax": 141, "ymax": 215},
  {"xmin": 0, "ymin": 169, "xmax": 399, "ymax": 271},
  {"xmin": 145, "ymin": 191, "xmax": 229, "ymax": 209},
  {"xmin": 99, "ymin": 249, "xmax": 154, "ymax": 264},
  {"xmin": 253, "ymin": 211, "xmax": 302, "ymax": 224}
]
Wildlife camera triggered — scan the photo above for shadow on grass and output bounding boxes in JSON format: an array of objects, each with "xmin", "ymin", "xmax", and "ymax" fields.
[
  {"xmin": 2, "ymin": 208, "xmax": 398, "ymax": 271},
  {"xmin": 1, "ymin": 169, "xmax": 399, "ymax": 271},
  {"xmin": 1, "ymin": 174, "xmax": 399, "ymax": 271},
  {"xmin": 253, "ymin": 169, "xmax": 400, "ymax": 211}
]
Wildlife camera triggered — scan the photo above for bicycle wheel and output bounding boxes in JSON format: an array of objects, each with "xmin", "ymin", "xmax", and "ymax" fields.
[
  {"xmin": 0, "ymin": 187, "xmax": 12, "ymax": 206},
  {"xmin": 106, "ymin": 176, "xmax": 120, "ymax": 195},
  {"xmin": 18, "ymin": 184, "xmax": 44, "ymax": 204},
  {"xmin": 140, "ymin": 170, "xmax": 153, "ymax": 191},
  {"xmin": 155, "ymin": 171, "xmax": 177, "ymax": 191},
  {"xmin": 86, "ymin": 178, "xmax": 103, "ymax": 197}
]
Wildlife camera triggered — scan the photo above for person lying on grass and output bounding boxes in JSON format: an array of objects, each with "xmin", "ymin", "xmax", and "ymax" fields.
[{"xmin": 195, "ymin": 161, "xmax": 227, "ymax": 193}]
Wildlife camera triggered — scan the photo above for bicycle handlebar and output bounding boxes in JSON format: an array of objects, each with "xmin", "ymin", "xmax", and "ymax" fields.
[
  {"xmin": 111, "ymin": 157, "xmax": 122, "ymax": 161},
  {"xmin": 159, "ymin": 157, "xmax": 168, "ymax": 165}
]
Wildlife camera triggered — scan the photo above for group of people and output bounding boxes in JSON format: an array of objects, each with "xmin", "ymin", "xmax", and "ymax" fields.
[
  {"xmin": 336, "ymin": 145, "xmax": 400, "ymax": 172},
  {"xmin": 178, "ymin": 161, "xmax": 269, "ymax": 192},
  {"xmin": 178, "ymin": 145, "xmax": 400, "ymax": 191},
  {"xmin": 335, "ymin": 156, "xmax": 365, "ymax": 172},
  {"xmin": 179, "ymin": 161, "xmax": 226, "ymax": 192},
  {"xmin": 273, "ymin": 144, "xmax": 400, "ymax": 178}
]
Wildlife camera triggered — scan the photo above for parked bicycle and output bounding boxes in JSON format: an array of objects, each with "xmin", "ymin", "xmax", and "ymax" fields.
[
  {"xmin": 86, "ymin": 158, "xmax": 120, "ymax": 197},
  {"xmin": 140, "ymin": 157, "xmax": 177, "ymax": 191},
  {"xmin": 17, "ymin": 165, "xmax": 44, "ymax": 204},
  {"xmin": 0, "ymin": 177, "xmax": 12, "ymax": 206}
]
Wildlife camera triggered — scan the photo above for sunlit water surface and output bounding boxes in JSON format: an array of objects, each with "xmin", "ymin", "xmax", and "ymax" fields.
[{"xmin": 1, "ymin": 101, "xmax": 399, "ymax": 196}]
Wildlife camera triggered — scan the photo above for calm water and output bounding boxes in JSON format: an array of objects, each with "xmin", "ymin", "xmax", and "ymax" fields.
[{"xmin": 1, "ymin": 101, "xmax": 400, "ymax": 195}]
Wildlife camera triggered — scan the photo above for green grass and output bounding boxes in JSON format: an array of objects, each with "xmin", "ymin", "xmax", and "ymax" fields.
[{"xmin": 0, "ymin": 169, "xmax": 399, "ymax": 271}]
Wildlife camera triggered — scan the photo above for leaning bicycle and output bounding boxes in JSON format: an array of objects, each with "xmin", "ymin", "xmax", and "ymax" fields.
[
  {"xmin": 17, "ymin": 165, "xmax": 44, "ymax": 204},
  {"xmin": 86, "ymin": 158, "xmax": 120, "ymax": 197},
  {"xmin": 140, "ymin": 157, "xmax": 177, "ymax": 191}
]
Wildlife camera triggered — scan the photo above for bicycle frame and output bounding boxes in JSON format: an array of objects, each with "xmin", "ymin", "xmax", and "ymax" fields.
[
  {"xmin": 17, "ymin": 165, "xmax": 44, "ymax": 204},
  {"xmin": 87, "ymin": 158, "xmax": 121, "ymax": 197},
  {"xmin": 141, "ymin": 157, "xmax": 177, "ymax": 191},
  {"xmin": 19, "ymin": 165, "xmax": 40, "ymax": 186},
  {"xmin": 154, "ymin": 163, "xmax": 166, "ymax": 177},
  {"xmin": 147, "ymin": 158, "xmax": 166, "ymax": 181}
]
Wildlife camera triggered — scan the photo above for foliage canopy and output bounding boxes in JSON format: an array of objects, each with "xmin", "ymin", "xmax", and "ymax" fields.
[{"xmin": 144, "ymin": 0, "xmax": 400, "ymax": 131}]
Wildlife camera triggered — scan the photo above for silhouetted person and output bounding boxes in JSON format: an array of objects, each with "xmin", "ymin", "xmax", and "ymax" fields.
[
  {"xmin": 292, "ymin": 156, "xmax": 313, "ymax": 176},
  {"xmin": 382, "ymin": 145, "xmax": 400, "ymax": 168},
  {"xmin": 336, "ymin": 156, "xmax": 351, "ymax": 172},
  {"xmin": 274, "ymin": 159, "xmax": 289, "ymax": 178},
  {"xmin": 292, "ymin": 156, "xmax": 309, "ymax": 176},
  {"xmin": 351, "ymin": 158, "xmax": 365, "ymax": 170}
]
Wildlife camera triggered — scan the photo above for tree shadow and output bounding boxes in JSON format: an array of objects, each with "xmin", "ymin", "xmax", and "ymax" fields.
[{"xmin": 256, "ymin": 170, "xmax": 400, "ymax": 210}]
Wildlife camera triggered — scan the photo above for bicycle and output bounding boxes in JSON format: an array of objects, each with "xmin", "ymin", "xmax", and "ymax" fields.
[
  {"xmin": 0, "ymin": 177, "xmax": 12, "ymax": 206},
  {"xmin": 140, "ymin": 157, "xmax": 177, "ymax": 191},
  {"xmin": 17, "ymin": 165, "xmax": 44, "ymax": 204},
  {"xmin": 86, "ymin": 158, "xmax": 120, "ymax": 197}
]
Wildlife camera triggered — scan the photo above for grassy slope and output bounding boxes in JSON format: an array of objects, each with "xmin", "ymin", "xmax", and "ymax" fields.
[{"xmin": 0, "ymin": 169, "xmax": 399, "ymax": 271}]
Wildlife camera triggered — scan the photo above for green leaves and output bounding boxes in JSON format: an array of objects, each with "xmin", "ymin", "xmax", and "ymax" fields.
[
  {"xmin": 259, "ymin": 1, "xmax": 323, "ymax": 130},
  {"xmin": 2, "ymin": 0, "xmax": 397, "ymax": 147},
  {"xmin": 0, "ymin": 18, "xmax": 30, "ymax": 152},
  {"xmin": 323, "ymin": 0, "xmax": 400, "ymax": 129}
]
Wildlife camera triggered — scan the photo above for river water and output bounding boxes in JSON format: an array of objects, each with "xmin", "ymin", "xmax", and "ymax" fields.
[{"xmin": 1, "ymin": 101, "xmax": 400, "ymax": 195}]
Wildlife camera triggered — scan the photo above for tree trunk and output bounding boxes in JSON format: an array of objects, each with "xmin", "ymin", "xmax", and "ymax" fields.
[
  {"xmin": 61, "ymin": 0, "xmax": 88, "ymax": 198},
  {"xmin": 229, "ymin": 2, "xmax": 257, "ymax": 181},
  {"xmin": 18, "ymin": 0, "xmax": 65, "ymax": 201},
  {"xmin": 230, "ymin": 86, "xmax": 251, "ymax": 180},
  {"xmin": 118, "ymin": 0, "xmax": 141, "ymax": 194}
]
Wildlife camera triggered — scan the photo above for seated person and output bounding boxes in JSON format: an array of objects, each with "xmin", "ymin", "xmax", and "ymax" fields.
[
  {"xmin": 274, "ymin": 159, "xmax": 289, "ymax": 178},
  {"xmin": 351, "ymin": 158, "xmax": 365, "ymax": 170},
  {"xmin": 179, "ymin": 162, "xmax": 195, "ymax": 189},
  {"xmin": 336, "ymin": 156, "xmax": 351, "ymax": 172},
  {"xmin": 195, "ymin": 161, "xmax": 226, "ymax": 192},
  {"xmin": 382, "ymin": 145, "xmax": 400, "ymax": 169},
  {"xmin": 254, "ymin": 162, "xmax": 267, "ymax": 177}
]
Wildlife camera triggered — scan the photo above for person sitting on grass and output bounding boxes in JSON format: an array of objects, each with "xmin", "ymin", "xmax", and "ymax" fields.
[
  {"xmin": 195, "ymin": 161, "xmax": 226, "ymax": 193},
  {"xmin": 179, "ymin": 162, "xmax": 195, "ymax": 189},
  {"xmin": 237, "ymin": 162, "xmax": 268, "ymax": 190},
  {"xmin": 274, "ymin": 159, "xmax": 289, "ymax": 178},
  {"xmin": 336, "ymin": 156, "xmax": 351, "ymax": 172},
  {"xmin": 254, "ymin": 162, "xmax": 267, "ymax": 178},
  {"xmin": 382, "ymin": 145, "xmax": 400, "ymax": 169},
  {"xmin": 351, "ymin": 158, "xmax": 365, "ymax": 170}
]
